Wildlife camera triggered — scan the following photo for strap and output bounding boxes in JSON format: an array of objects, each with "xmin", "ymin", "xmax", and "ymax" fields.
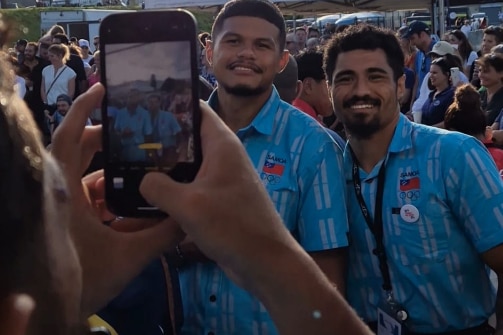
[
  {"xmin": 160, "ymin": 255, "xmax": 182, "ymax": 335},
  {"xmin": 350, "ymin": 148, "xmax": 393, "ymax": 293},
  {"xmin": 45, "ymin": 65, "xmax": 67, "ymax": 98}
]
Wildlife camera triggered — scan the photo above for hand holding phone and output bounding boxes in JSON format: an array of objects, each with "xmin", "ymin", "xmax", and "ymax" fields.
[{"xmin": 100, "ymin": 10, "xmax": 202, "ymax": 217}]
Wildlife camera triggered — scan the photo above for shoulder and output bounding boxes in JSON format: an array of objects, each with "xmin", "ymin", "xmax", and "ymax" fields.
[
  {"xmin": 277, "ymin": 100, "xmax": 333, "ymax": 141},
  {"xmin": 411, "ymin": 124, "xmax": 486, "ymax": 158}
]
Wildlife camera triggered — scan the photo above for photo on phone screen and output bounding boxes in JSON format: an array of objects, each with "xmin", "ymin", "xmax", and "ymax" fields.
[
  {"xmin": 106, "ymin": 41, "xmax": 194, "ymax": 167},
  {"xmin": 100, "ymin": 11, "xmax": 201, "ymax": 217}
]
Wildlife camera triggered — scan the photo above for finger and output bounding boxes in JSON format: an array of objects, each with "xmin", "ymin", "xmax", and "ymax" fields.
[
  {"xmin": 110, "ymin": 217, "xmax": 163, "ymax": 232},
  {"xmin": 140, "ymin": 172, "xmax": 188, "ymax": 215},
  {"xmin": 80, "ymin": 125, "xmax": 102, "ymax": 176}
]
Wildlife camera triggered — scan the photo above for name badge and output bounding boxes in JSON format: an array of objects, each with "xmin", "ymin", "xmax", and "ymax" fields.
[{"xmin": 377, "ymin": 308, "xmax": 402, "ymax": 335}]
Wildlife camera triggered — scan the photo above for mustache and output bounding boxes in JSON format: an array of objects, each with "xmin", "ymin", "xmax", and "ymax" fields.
[
  {"xmin": 228, "ymin": 61, "xmax": 263, "ymax": 74},
  {"xmin": 343, "ymin": 95, "xmax": 381, "ymax": 109}
]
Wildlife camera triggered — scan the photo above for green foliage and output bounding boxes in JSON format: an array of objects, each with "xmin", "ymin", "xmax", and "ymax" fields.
[{"xmin": 0, "ymin": 7, "xmax": 214, "ymax": 47}]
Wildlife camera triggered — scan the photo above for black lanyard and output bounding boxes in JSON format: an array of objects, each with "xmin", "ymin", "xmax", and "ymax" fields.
[{"xmin": 351, "ymin": 151, "xmax": 393, "ymax": 293}]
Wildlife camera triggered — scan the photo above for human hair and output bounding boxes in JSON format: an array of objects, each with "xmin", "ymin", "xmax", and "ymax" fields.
[
  {"xmin": 449, "ymin": 30, "xmax": 474, "ymax": 63},
  {"xmin": 273, "ymin": 54, "xmax": 298, "ymax": 103},
  {"xmin": 476, "ymin": 52, "xmax": 503, "ymax": 74},
  {"xmin": 48, "ymin": 43, "xmax": 70, "ymax": 63},
  {"xmin": 443, "ymin": 53, "xmax": 463, "ymax": 69},
  {"xmin": 53, "ymin": 33, "xmax": 69, "ymax": 45},
  {"xmin": 484, "ymin": 26, "xmax": 503, "ymax": 44},
  {"xmin": 295, "ymin": 49, "xmax": 326, "ymax": 81},
  {"xmin": 69, "ymin": 44, "xmax": 83, "ymax": 58},
  {"xmin": 211, "ymin": 0, "xmax": 286, "ymax": 52},
  {"xmin": 26, "ymin": 41, "xmax": 38, "ymax": 53},
  {"xmin": 427, "ymin": 57, "xmax": 452, "ymax": 90},
  {"xmin": 48, "ymin": 24, "xmax": 65, "ymax": 36},
  {"xmin": 444, "ymin": 84, "xmax": 485, "ymax": 136},
  {"xmin": 323, "ymin": 24, "xmax": 404, "ymax": 85}
]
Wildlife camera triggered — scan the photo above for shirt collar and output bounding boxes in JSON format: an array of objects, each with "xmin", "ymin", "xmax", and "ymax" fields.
[
  {"xmin": 207, "ymin": 87, "xmax": 280, "ymax": 136},
  {"xmin": 292, "ymin": 98, "xmax": 318, "ymax": 120},
  {"xmin": 344, "ymin": 113, "xmax": 414, "ymax": 178}
]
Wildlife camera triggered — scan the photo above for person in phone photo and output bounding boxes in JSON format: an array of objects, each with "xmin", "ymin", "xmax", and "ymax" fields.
[{"xmin": 113, "ymin": 87, "xmax": 153, "ymax": 162}]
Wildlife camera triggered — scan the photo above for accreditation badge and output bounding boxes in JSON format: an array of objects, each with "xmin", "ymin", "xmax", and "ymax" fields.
[{"xmin": 377, "ymin": 307, "xmax": 402, "ymax": 335}]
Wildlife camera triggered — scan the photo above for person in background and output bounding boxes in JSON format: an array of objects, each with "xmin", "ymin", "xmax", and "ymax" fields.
[
  {"xmin": 447, "ymin": 29, "xmax": 478, "ymax": 78},
  {"xmin": 421, "ymin": 56, "xmax": 455, "ymax": 127},
  {"xmin": 410, "ymin": 41, "xmax": 467, "ymax": 118},
  {"xmin": 445, "ymin": 83, "xmax": 503, "ymax": 176},
  {"xmin": 273, "ymin": 54, "xmax": 302, "ymax": 104},
  {"xmin": 477, "ymin": 52, "xmax": 503, "ymax": 125},
  {"xmin": 397, "ymin": 25, "xmax": 416, "ymax": 71},
  {"xmin": 471, "ymin": 25, "xmax": 503, "ymax": 88},
  {"xmin": 45, "ymin": 93, "xmax": 91, "ymax": 136},
  {"xmin": 460, "ymin": 19, "xmax": 472, "ymax": 37},
  {"xmin": 78, "ymin": 39, "xmax": 94, "ymax": 64}
]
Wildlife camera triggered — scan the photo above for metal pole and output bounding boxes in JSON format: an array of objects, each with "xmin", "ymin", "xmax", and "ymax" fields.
[{"xmin": 439, "ymin": 0, "xmax": 445, "ymax": 37}]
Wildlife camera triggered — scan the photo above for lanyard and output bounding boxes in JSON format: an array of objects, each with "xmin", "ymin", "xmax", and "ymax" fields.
[{"xmin": 351, "ymin": 151, "xmax": 393, "ymax": 293}]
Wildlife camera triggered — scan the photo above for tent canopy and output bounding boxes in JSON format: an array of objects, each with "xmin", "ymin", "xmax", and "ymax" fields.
[{"xmin": 144, "ymin": 0, "xmax": 432, "ymax": 14}]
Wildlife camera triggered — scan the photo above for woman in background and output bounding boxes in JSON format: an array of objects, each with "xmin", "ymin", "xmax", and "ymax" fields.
[{"xmin": 421, "ymin": 57, "xmax": 455, "ymax": 127}]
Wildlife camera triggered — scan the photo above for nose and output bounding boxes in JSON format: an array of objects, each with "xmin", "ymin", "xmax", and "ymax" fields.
[
  {"xmin": 236, "ymin": 42, "xmax": 256, "ymax": 59},
  {"xmin": 352, "ymin": 76, "xmax": 372, "ymax": 97}
]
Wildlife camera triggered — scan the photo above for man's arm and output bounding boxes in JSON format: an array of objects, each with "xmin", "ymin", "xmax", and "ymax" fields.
[
  {"xmin": 481, "ymin": 247, "xmax": 503, "ymax": 334},
  {"xmin": 310, "ymin": 248, "xmax": 347, "ymax": 295}
]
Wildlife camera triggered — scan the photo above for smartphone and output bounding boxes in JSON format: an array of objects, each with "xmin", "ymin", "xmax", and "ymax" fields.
[
  {"xmin": 450, "ymin": 67, "xmax": 461, "ymax": 87},
  {"xmin": 100, "ymin": 10, "xmax": 202, "ymax": 217}
]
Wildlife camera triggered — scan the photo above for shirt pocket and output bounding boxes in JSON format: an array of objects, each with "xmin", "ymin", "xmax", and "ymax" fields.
[{"xmin": 388, "ymin": 199, "xmax": 449, "ymax": 266}]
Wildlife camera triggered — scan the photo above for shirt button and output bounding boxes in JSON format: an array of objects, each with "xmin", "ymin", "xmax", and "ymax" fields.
[{"xmin": 209, "ymin": 295, "xmax": 217, "ymax": 302}]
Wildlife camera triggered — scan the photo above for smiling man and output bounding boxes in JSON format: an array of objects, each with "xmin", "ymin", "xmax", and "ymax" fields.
[
  {"xmin": 324, "ymin": 24, "xmax": 503, "ymax": 335},
  {"xmin": 176, "ymin": 0, "xmax": 349, "ymax": 334}
]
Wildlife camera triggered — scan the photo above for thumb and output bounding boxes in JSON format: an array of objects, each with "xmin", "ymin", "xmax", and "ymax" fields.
[{"xmin": 139, "ymin": 172, "xmax": 188, "ymax": 215}]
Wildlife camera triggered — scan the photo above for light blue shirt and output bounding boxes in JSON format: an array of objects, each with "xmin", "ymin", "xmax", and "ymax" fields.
[
  {"xmin": 114, "ymin": 106, "xmax": 152, "ymax": 162},
  {"xmin": 150, "ymin": 110, "xmax": 181, "ymax": 148},
  {"xmin": 179, "ymin": 88, "xmax": 349, "ymax": 335},
  {"xmin": 345, "ymin": 114, "xmax": 503, "ymax": 333}
]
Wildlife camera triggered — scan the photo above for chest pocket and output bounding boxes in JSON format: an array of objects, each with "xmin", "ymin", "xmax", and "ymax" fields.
[{"xmin": 386, "ymin": 193, "xmax": 450, "ymax": 267}]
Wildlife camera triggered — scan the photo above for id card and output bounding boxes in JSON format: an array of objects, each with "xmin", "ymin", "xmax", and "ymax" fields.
[{"xmin": 377, "ymin": 308, "xmax": 402, "ymax": 335}]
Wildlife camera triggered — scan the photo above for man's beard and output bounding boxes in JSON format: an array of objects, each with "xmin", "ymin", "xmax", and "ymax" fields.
[
  {"xmin": 344, "ymin": 115, "xmax": 381, "ymax": 140},
  {"xmin": 220, "ymin": 83, "xmax": 268, "ymax": 97}
]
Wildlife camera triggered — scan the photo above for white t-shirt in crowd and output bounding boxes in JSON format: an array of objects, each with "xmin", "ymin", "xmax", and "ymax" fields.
[
  {"xmin": 42, "ymin": 64, "xmax": 76, "ymax": 105},
  {"xmin": 464, "ymin": 51, "xmax": 478, "ymax": 68},
  {"xmin": 15, "ymin": 75, "xmax": 26, "ymax": 99},
  {"xmin": 461, "ymin": 24, "xmax": 472, "ymax": 37}
]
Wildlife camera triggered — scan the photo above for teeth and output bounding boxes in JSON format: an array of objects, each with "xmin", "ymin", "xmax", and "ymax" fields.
[
  {"xmin": 235, "ymin": 66, "xmax": 253, "ymax": 71},
  {"xmin": 351, "ymin": 104, "xmax": 374, "ymax": 109}
]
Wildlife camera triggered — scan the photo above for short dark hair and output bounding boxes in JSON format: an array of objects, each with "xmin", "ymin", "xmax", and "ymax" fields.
[
  {"xmin": 477, "ymin": 52, "xmax": 503, "ymax": 74},
  {"xmin": 211, "ymin": 0, "xmax": 286, "ymax": 52},
  {"xmin": 52, "ymin": 33, "xmax": 69, "ymax": 45},
  {"xmin": 323, "ymin": 24, "xmax": 404, "ymax": 85},
  {"xmin": 295, "ymin": 49, "xmax": 326, "ymax": 81},
  {"xmin": 444, "ymin": 84, "xmax": 486, "ymax": 136},
  {"xmin": 484, "ymin": 26, "xmax": 503, "ymax": 44}
]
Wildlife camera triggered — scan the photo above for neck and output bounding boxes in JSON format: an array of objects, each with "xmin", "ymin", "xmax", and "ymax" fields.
[
  {"xmin": 436, "ymin": 83, "xmax": 449, "ymax": 93},
  {"xmin": 53, "ymin": 62, "xmax": 63, "ymax": 69},
  {"xmin": 348, "ymin": 112, "xmax": 400, "ymax": 173},
  {"xmin": 216, "ymin": 87, "xmax": 272, "ymax": 132},
  {"xmin": 487, "ymin": 83, "xmax": 502, "ymax": 95}
]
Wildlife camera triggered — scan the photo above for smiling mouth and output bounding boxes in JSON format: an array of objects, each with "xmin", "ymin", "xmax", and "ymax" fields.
[
  {"xmin": 349, "ymin": 104, "xmax": 376, "ymax": 110},
  {"xmin": 229, "ymin": 63, "xmax": 261, "ymax": 74}
]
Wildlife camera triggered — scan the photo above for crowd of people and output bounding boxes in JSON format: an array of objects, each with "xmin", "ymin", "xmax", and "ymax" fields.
[{"xmin": 4, "ymin": 1, "xmax": 503, "ymax": 335}]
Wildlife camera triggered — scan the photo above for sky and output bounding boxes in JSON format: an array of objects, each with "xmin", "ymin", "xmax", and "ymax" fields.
[{"xmin": 104, "ymin": 41, "xmax": 192, "ymax": 86}]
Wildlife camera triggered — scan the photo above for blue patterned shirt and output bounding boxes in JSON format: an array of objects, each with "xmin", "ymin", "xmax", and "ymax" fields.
[
  {"xmin": 345, "ymin": 114, "xmax": 503, "ymax": 333},
  {"xmin": 179, "ymin": 88, "xmax": 349, "ymax": 335}
]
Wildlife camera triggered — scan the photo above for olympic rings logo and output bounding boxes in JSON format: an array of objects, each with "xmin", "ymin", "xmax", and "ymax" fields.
[
  {"xmin": 399, "ymin": 190, "xmax": 420, "ymax": 201},
  {"xmin": 260, "ymin": 172, "xmax": 281, "ymax": 185}
]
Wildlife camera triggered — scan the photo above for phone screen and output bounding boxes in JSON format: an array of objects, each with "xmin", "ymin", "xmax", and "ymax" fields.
[
  {"xmin": 100, "ymin": 11, "xmax": 201, "ymax": 217},
  {"xmin": 105, "ymin": 41, "xmax": 194, "ymax": 168}
]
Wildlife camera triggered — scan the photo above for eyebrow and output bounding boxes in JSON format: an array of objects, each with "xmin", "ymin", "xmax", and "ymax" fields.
[
  {"xmin": 334, "ymin": 67, "xmax": 389, "ymax": 78},
  {"xmin": 221, "ymin": 32, "xmax": 275, "ymax": 44}
]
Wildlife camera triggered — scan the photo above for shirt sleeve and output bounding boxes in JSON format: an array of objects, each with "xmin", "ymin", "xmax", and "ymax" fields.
[
  {"xmin": 467, "ymin": 51, "xmax": 478, "ymax": 67},
  {"xmin": 445, "ymin": 136, "xmax": 503, "ymax": 253},
  {"xmin": 297, "ymin": 138, "xmax": 349, "ymax": 252}
]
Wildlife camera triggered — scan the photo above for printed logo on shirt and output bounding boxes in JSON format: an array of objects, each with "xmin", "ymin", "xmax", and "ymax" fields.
[
  {"xmin": 262, "ymin": 153, "xmax": 286, "ymax": 176},
  {"xmin": 399, "ymin": 171, "xmax": 421, "ymax": 201}
]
